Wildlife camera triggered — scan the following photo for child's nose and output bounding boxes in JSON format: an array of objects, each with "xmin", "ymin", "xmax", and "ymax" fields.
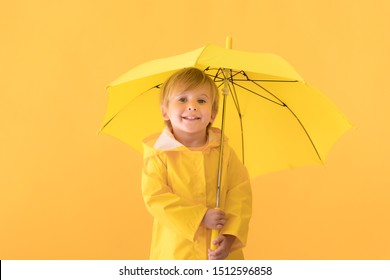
[{"xmin": 187, "ymin": 102, "xmax": 197, "ymax": 111}]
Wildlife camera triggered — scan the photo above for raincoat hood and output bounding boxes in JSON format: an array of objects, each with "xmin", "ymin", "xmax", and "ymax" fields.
[{"xmin": 143, "ymin": 126, "xmax": 225, "ymax": 153}]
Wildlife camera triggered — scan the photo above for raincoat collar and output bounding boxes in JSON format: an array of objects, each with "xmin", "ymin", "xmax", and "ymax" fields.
[{"xmin": 145, "ymin": 127, "xmax": 225, "ymax": 152}]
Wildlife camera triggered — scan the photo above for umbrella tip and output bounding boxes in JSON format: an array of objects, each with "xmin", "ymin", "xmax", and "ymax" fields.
[{"xmin": 225, "ymin": 36, "xmax": 232, "ymax": 49}]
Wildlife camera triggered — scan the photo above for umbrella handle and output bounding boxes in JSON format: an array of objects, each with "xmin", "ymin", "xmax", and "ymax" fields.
[
  {"xmin": 210, "ymin": 207, "xmax": 222, "ymax": 251},
  {"xmin": 210, "ymin": 229, "xmax": 219, "ymax": 251}
]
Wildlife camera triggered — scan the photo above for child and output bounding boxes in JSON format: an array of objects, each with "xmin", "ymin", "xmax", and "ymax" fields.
[{"xmin": 141, "ymin": 67, "xmax": 252, "ymax": 260}]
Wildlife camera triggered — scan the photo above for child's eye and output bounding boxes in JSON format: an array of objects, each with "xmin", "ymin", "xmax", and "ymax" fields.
[
  {"xmin": 198, "ymin": 99, "xmax": 206, "ymax": 104},
  {"xmin": 178, "ymin": 97, "xmax": 187, "ymax": 103}
]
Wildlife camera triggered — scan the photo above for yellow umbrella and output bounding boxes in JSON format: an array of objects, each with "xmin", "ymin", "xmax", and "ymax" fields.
[
  {"xmin": 100, "ymin": 38, "xmax": 351, "ymax": 179},
  {"xmin": 99, "ymin": 38, "xmax": 352, "ymax": 251}
]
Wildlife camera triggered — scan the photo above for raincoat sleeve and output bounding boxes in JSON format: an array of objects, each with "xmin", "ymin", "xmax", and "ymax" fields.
[
  {"xmin": 220, "ymin": 147, "xmax": 252, "ymax": 251},
  {"xmin": 142, "ymin": 150, "xmax": 208, "ymax": 242}
]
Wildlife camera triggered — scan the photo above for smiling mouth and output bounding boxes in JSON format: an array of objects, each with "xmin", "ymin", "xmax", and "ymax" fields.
[{"xmin": 183, "ymin": 116, "xmax": 200, "ymax": 120}]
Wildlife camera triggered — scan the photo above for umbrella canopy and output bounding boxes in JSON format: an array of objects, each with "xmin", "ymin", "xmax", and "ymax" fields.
[{"xmin": 100, "ymin": 42, "xmax": 352, "ymax": 179}]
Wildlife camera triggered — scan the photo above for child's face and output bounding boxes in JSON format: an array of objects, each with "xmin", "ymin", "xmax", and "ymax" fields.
[{"xmin": 162, "ymin": 84, "xmax": 216, "ymax": 139}]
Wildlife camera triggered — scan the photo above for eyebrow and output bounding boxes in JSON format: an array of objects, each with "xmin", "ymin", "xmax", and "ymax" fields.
[
  {"xmin": 197, "ymin": 94, "xmax": 210, "ymax": 99},
  {"xmin": 174, "ymin": 93, "xmax": 210, "ymax": 100}
]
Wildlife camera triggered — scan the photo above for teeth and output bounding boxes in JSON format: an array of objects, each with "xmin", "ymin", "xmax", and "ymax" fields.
[{"xmin": 184, "ymin": 116, "xmax": 199, "ymax": 120}]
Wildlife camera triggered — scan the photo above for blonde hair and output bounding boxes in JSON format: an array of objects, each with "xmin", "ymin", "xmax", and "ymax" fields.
[{"xmin": 160, "ymin": 67, "xmax": 219, "ymax": 128}]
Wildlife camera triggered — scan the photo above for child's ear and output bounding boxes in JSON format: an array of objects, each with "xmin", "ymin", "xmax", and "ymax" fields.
[
  {"xmin": 161, "ymin": 105, "xmax": 170, "ymax": 121},
  {"xmin": 210, "ymin": 111, "xmax": 216, "ymax": 123}
]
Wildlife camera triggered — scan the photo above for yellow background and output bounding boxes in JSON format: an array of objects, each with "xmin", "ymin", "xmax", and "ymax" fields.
[{"xmin": 1, "ymin": 0, "xmax": 389, "ymax": 259}]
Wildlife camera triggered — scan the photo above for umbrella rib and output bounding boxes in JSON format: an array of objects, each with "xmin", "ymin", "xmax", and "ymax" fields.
[
  {"xmin": 207, "ymin": 67, "xmax": 247, "ymax": 165},
  {"xmin": 100, "ymin": 84, "xmax": 161, "ymax": 130},
  {"xmin": 205, "ymin": 68, "xmax": 286, "ymax": 106},
  {"xmin": 224, "ymin": 70, "xmax": 246, "ymax": 164},
  {"xmin": 285, "ymin": 104, "xmax": 323, "ymax": 162},
  {"xmin": 232, "ymin": 79, "xmax": 299, "ymax": 83},
  {"xmin": 205, "ymin": 67, "xmax": 322, "ymax": 163},
  {"xmin": 231, "ymin": 81, "xmax": 285, "ymax": 106},
  {"xmin": 250, "ymin": 80, "xmax": 323, "ymax": 162}
]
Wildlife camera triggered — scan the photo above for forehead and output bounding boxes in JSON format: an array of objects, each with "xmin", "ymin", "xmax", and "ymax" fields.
[{"xmin": 169, "ymin": 82, "xmax": 213, "ymax": 98}]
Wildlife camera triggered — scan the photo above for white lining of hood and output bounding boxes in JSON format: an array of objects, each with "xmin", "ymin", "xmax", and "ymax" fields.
[{"xmin": 153, "ymin": 127, "xmax": 223, "ymax": 151}]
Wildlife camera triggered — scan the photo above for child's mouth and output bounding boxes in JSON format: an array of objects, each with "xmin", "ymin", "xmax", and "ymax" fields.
[{"xmin": 183, "ymin": 116, "xmax": 200, "ymax": 120}]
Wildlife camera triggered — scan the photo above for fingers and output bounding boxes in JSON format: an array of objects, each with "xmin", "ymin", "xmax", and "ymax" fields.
[
  {"xmin": 208, "ymin": 249, "xmax": 218, "ymax": 260},
  {"xmin": 208, "ymin": 248, "xmax": 221, "ymax": 260},
  {"xmin": 215, "ymin": 217, "xmax": 225, "ymax": 229},
  {"xmin": 211, "ymin": 209, "xmax": 226, "ymax": 228},
  {"xmin": 212, "ymin": 235, "xmax": 224, "ymax": 245},
  {"xmin": 208, "ymin": 236, "xmax": 224, "ymax": 260},
  {"xmin": 208, "ymin": 240, "xmax": 228, "ymax": 260},
  {"xmin": 203, "ymin": 209, "xmax": 226, "ymax": 229},
  {"xmin": 209, "ymin": 235, "xmax": 235, "ymax": 260}
]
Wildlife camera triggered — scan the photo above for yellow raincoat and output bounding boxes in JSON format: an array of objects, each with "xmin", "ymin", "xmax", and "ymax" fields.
[{"xmin": 142, "ymin": 127, "xmax": 252, "ymax": 260}]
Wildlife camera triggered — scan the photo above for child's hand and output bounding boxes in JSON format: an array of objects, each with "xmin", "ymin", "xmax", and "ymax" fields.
[
  {"xmin": 208, "ymin": 234, "xmax": 236, "ymax": 260},
  {"xmin": 202, "ymin": 209, "xmax": 226, "ymax": 229}
]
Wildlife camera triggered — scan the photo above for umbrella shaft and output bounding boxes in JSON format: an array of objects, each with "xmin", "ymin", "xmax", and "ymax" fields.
[
  {"xmin": 215, "ymin": 95, "xmax": 226, "ymax": 208},
  {"xmin": 215, "ymin": 70, "xmax": 230, "ymax": 208}
]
